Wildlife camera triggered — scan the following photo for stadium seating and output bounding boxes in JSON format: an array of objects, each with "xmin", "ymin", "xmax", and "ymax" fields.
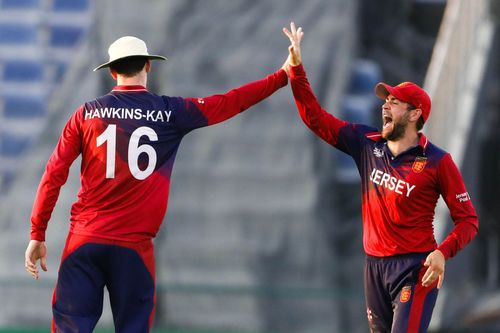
[
  {"xmin": 336, "ymin": 59, "xmax": 382, "ymax": 183},
  {"xmin": 3, "ymin": 60, "xmax": 44, "ymax": 82},
  {"xmin": 0, "ymin": 0, "xmax": 93, "ymax": 193},
  {"xmin": 347, "ymin": 59, "xmax": 382, "ymax": 95},
  {"xmin": 0, "ymin": 0, "xmax": 40, "ymax": 9},
  {"xmin": 3, "ymin": 95, "xmax": 46, "ymax": 118},
  {"xmin": 0, "ymin": 133, "xmax": 32, "ymax": 157},
  {"xmin": 0, "ymin": 23, "xmax": 38, "ymax": 44},
  {"xmin": 52, "ymin": 0, "xmax": 89, "ymax": 12},
  {"xmin": 49, "ymin": 25, "xmax": 86, "ymax": 48}
]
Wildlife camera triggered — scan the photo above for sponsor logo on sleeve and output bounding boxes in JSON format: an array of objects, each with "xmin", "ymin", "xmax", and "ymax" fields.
[{"xmin": 456, "ymin": 192, "xmax": 471, "ymax": 203}]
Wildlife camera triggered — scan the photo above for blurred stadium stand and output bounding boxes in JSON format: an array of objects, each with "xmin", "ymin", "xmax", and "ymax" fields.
[
  {"xmin": 0, "ymin": 0, "xmax": 499, "ymax": 333},
  {"xmin": 426, "ymin": 1, "xmax": 500, "ymax": 332},
  {"xmin": 336, "ymin": 59, "xmax": 382, "ymax": 183},
  {"xmin": 0, "ymin": 0, "xmax": 93, "ymax": 192}
]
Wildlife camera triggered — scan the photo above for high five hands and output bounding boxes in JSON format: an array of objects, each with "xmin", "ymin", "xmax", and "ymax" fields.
[{"xmin": 281, "ymin": 22, "xmax": 304, "ymax": 76}]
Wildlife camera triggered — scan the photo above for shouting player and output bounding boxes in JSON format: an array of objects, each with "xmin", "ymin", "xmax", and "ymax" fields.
[
  {"xmin": 25, "ymin": 36, "xmax": 289, "ymax": 332},
  {"xmin": 283, "ymin": 22, "xmax": 478, "ymax": 332}
]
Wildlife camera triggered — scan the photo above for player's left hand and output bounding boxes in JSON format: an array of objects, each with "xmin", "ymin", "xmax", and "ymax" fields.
[{"xmin": 422, "ymin": 249, "xmax": 445, "ymax": 289}]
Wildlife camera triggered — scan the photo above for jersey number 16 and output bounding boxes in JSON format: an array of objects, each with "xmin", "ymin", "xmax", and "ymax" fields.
[{"xmin": 96, "ymin": 124, "xmax": 158, "ymax": 180}]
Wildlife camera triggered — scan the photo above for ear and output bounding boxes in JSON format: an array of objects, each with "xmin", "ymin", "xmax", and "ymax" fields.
[
  {"xmin": 410, "ymin": 108, "xmax": 422, "ymax": 122},
  {"xmin": 109, "ymin": 68, "xmax": 118, "ymax": 80},
  {"xmin": 145, "ymin": 60, "xmax": 151, "ymax": 73}
]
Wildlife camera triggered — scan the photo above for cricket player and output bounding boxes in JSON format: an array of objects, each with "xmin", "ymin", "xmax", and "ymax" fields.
[
  {"xmin": 282, "ymin": 22, "xmax": 479, "ymax": 332},
  {"xmin": 25, "ymin": 36, "xmax": 289, "ymax": 332}
]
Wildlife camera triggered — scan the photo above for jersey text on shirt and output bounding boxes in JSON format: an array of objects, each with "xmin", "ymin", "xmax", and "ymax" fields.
[
  {"xmin": 84, "ymin": 107, "xmax": 172, "ymax": 123},
  {"xmin": 456, "ymin": 192, "xmax": 471, "ymax": 203},
  {"xmin": 369, "ymin": 168, "xmax": 416, "ymax": 197}
]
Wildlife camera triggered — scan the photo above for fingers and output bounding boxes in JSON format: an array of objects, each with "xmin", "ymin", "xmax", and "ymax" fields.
[
  {"xmin": 437, "ymin": 272, "xmax": 444, "ymax": 289},
  {"xmin": 421, "ymin": 266, "xmax": 444, "ymax": 288},
  {"xmin": 24, "ymin": 240, "xmax": 48, "ymax": 280},
  {"xmin": 25, "ymin": 261, "xmax": 37, "ymax": 273},
  {"xmin": 41, "ymin": 256, "xmax": 48, "ymax": 272},
  {"xmin": 283, "ymin": 22, "xmax": 304, "ymax": 67},
  {"xmin": 282, "ymin": 27, "xmax": 292, "ymax": 39},
  {"xmin": 25, "ymin": 258, "xmax": 39, "ymax": 280},
  {"xmin": 283, "ymin": 22, "xmax": 304, "ymax": 43},
  {"xmin": 422, "ymin": 271, "xmax": 444, "ymax": 288},
  {"xmin": 421, "ymin": 266, "xmax": 433, "ymax": 286},
  {"xmin": 421, "ymin": 250, "xmax": 445, "ymax": 288},
  {"xmin": 25, "ymin": 251, "xmax": 36, "ymax": 272}
]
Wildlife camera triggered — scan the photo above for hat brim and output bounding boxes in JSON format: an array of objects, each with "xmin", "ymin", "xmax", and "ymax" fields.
[
  {"xmin": 374, "ymin": 82, "xmax": 406, "ymax": 102},
  {"xmin": 375, "ymin": 83, "xmax": 392, "ymax": 99},
  {"xmin": 93, "ymin": 54, "xmax": 167, "ymax": 72}
]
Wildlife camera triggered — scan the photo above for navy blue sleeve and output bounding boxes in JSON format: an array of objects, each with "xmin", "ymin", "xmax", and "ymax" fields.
[
  {"xmin": 337, "ymin": 123, "xmax": 379, "ymax": 164},
  {"xmin": 162, "ymin": 96, "xmax": 208, "ymax": 134}
]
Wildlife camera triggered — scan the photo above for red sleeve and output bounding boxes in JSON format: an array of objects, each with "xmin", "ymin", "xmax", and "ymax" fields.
[
  {"xmin": 290, "ymin": 64, "xmax": 348, "ymax": 146},
  {"xmin": 184, "ymin": 69, "xmax": 288, "ymax": 128},
  {"xmin": 30, "ymin": 107, "xmax": 83, "ymax": 241},
  {"xmin": 436, "ymin": 153, "xmax": 479, "ymax": 259}
]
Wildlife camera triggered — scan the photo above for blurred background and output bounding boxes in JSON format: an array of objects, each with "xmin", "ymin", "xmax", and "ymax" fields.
[{"xmin": 0, "ymin": 0, "xmax": 498, "ymax": 332}]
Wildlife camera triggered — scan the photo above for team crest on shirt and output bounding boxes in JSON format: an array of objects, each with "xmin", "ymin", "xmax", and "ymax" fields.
[
  {"xmin": 373, "ymin": 147, "xmax": 384, "ymax": 158},
  {"xmin": 412, "ymin": 156, "xmax": 427, "ymax": 173},
  {"xmin": 400, "ymin": 286, "xmax": 412, "ymax": 303}
]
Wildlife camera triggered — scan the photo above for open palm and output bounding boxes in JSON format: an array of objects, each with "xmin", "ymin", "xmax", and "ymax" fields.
[{"xmin": 282, "ymin": 22, "xmax": 304, "ymax": 66}]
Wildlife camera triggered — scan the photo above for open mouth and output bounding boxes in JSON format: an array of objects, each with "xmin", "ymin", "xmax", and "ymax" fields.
[{"xmin": 383, "ymin": 115, "xmax": 393, "ymax": 129}]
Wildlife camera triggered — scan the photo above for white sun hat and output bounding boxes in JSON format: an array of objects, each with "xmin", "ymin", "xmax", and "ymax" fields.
[{"xmin": 93, "ymin": 36, "xmax": 167, "ymax": 71}]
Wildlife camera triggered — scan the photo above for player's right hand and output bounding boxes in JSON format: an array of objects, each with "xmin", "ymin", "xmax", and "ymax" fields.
[
  {"xmin": 25, "ymin": 240, "xmax": 47, "ymax": 280},
  {"xmin": 282, "ymin": 22, "xmax": 304, "ymax": 67}
]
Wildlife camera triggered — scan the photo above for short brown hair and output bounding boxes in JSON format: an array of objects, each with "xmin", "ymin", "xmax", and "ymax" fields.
[{"xmin": 109, "ymin": 56, "xmax": 148, "ymax": 77}]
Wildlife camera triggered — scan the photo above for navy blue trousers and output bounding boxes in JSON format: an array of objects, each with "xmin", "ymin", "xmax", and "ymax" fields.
[
  {"xmin": 52, "ymin": 234, "xmax": 155, "ymax": 333},
  {"xmin": 364, "ymin": 253, "xmax": 438, "ymax": 333}
]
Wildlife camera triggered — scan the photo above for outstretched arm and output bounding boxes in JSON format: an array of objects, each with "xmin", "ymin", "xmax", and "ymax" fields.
[
  {"xmin": 182, "ymin": 69, "xmax": 288, "ymax": 130},
  {"xmin": 283, "ymin": 22, "xmax": 348, "ymax": 147}
]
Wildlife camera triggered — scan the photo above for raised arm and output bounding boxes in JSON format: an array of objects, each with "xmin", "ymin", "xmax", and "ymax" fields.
[
  {"xmin": 283, "ymin": 22, "xmax": 348, "ymax": 147},
  {"xmin": 183, "ymin": 69, "xmax": 288, "ymax": 130}
]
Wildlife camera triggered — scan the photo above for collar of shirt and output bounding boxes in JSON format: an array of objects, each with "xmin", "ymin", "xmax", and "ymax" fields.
[
  {"xmin": 366, "ymin": 131, "xmax": 430, "ymax": 157},
  {"xmin": 112, "ymin": 85, "xmax": 148, "ymax": 92}
]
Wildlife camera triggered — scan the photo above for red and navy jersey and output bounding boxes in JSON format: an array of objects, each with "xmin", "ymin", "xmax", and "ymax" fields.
[
  {"xmin": 290, "ymin": 64, "xmax": 478, "ymax": 259},
  {"xmin": 30, "ymin": 69, "xmax": 288, "ymax": 242}
]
